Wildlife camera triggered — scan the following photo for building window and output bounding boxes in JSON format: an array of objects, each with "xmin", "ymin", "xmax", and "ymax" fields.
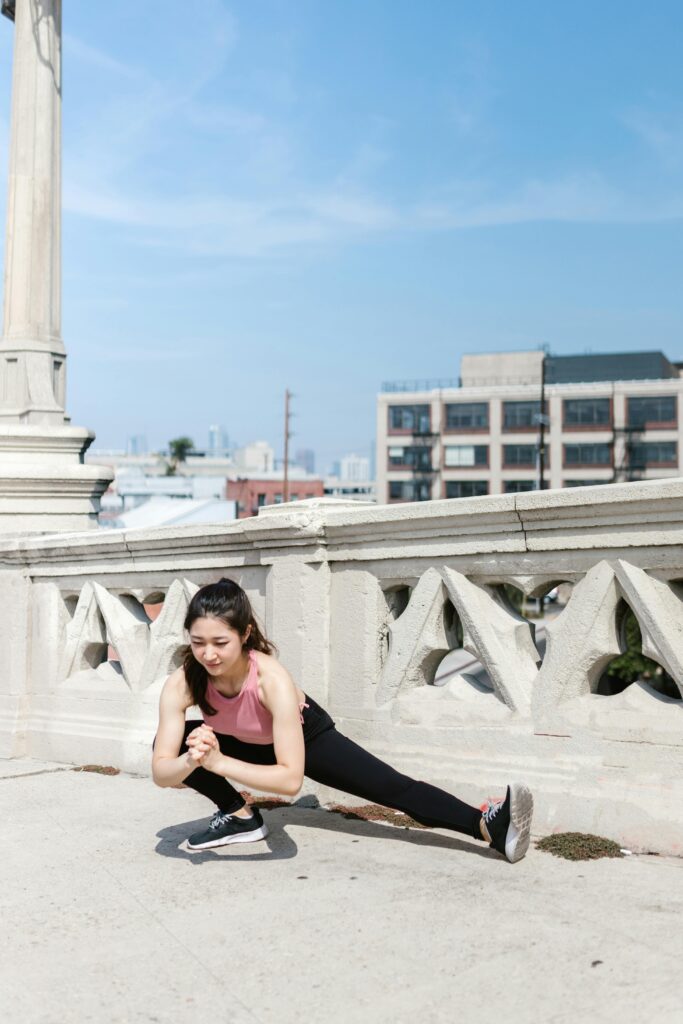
[
  {"xmin": 563, "ymin": 479, "xmax": 611, "ymax": 487},
  {"xmin": 388, "ymin": 404, "xmax": 431, "ymax": 434},
  {"xmin": 443, "ymin": 445, "xmax": 488, "ymax": 467},
  {"xmin": 290, "ymin": 493, "xmax": 299, "ymax": 501},
  {"xmin": 563, "ymin": 398, "xmax": 611, "ymax": 427},
  {"xmin": 503, "ymin": 444, "xmax": 537, "ymax": 467},
  {"xmin": 503, "ymin": 400, "xmax": 546, "ymax": 430},
  {"xmin": 388, "ymin": 445, "xmax": 433, "ymax": 469},
  {"xmin": 627, "ymin": 395, "xmax": 677, "ymax": 428},
  {"xmin": 257, "ymin": 493, "xmax": 267, "ymax": 507},
  {"xmin": 445, "ymin": 480, "xmax": 488, "ymax": 498},
  {"xmin": 504, "ymin": 480, "xmax": 536, "ymax": 493},
  {"xmin": 305, "ymin": 492, "xmax": 315, "ymax": 499},
  {"xmin": 564, "ymin": 443, "xmax": 612, "ymax": 466},
  {"xmin": 274, "ymin": 493, "xmax": 283, "ymax": 503},
  {"xmin": 444, "ymin": 402, "xmax": 489, "ymax": 430},
  {"xmin": 629, "ymin": 441, "xmax": 678, "ymax": 468},
  {"xmin": 389, "ymin": 480, "xmax": 431, "ymax": 502}
]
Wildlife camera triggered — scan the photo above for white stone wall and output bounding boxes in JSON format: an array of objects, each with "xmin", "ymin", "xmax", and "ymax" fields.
[{"xmin": 1, "ymin": 482, "xmax": 682, "ymax": 852}]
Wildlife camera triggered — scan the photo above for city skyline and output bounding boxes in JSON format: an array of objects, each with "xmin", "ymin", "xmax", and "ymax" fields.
[{"xmin": 0, "ymin": 2, "xmax": 681, "ymax": 470}]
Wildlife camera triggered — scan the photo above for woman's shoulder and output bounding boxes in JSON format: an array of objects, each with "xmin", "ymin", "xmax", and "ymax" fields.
[
  {"xmin": 160, "ymin": 665, "xmax": 193, "ymax": 709},
  {"xmin": 252, "ymin": 650, "xmax": 293, "ymax": 690}
]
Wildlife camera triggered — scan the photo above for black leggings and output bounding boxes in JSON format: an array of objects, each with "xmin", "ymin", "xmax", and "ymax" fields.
[{"xmin": 178, "ymin": 696, "xmax": 483, "ymax": 841}]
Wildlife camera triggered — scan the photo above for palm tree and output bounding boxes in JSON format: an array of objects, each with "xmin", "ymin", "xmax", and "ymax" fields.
[{"xmin": 166, "ymin": 436, "xmax": 194, "ymax": 476}]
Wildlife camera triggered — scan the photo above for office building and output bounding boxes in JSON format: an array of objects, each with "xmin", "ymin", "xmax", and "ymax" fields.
[{"xmin": 377, "ymin": 350, "xmax": 683, "ymax": 503}]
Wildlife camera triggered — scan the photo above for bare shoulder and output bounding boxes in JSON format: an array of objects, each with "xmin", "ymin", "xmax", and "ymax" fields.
[
  {"xmin": 252, "ymin": 650, "xmax": 297, "ymax": 698},
  {"xmin": 250, "ymin": 651, "xmax": 301, "ymax": 708},
  {"xmin": 160, "ymin": 666, "xmax": 193, "ymax": 711}
]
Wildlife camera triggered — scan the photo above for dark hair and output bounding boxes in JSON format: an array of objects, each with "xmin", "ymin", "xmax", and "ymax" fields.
[{"xmin": 182, "ymin": 578, "xmax": 275, "ymax": 717}]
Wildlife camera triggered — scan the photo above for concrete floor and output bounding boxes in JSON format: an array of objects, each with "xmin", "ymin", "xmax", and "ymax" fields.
[{"xmin": 2, "ymin": 759, "xmax": 682, "ymax": 1024}]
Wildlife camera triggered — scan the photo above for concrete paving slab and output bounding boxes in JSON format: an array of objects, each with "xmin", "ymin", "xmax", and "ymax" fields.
[{"xmin": 1, "ymin": 763, "xmax": 682, "ymax": 1024}]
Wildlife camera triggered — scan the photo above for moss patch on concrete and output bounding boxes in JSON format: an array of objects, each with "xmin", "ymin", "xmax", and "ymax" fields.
[
  {"xmin": 327, "ymin": 802, "xmax": 430, "ymax": 829},
  {"xmin": 536, "ymin": 832, "xmax": 623, "ymax": 860},
  {"xmin": 240, "ymin": 790, "xmax": 291, "ymax": 811},
  {"xmin": 73, "ymin": 764, "xmax": 120, "ymax": 775}
]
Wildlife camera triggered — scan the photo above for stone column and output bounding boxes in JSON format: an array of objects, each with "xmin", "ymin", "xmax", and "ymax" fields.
[
  {"xmin": 0, "ymin": 0, "xmax": 113, "ymax": 533},
  {"xmin": 0, "ymin": 0, "xmax": 65, "ymax": 421}
]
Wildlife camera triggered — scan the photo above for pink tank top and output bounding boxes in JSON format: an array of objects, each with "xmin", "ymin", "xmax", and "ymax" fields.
[{"xmin": 203, "ymin": 651, "xmax": 274, "ymax": 744}]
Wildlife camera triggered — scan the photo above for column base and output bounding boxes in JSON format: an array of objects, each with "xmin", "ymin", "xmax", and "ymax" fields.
[{"xmin": 0, "ymin": 425, "xmax": 113, "ymax": 533}]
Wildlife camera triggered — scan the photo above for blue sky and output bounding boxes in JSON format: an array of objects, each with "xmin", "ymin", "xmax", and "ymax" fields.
[{"xmin": 0, "ymin": 0, "xmax": 681, "ymax": 470}]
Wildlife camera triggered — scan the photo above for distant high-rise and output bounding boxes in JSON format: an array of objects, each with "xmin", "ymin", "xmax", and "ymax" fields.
[
  {"xmin": 295, "ymin": 447, "xmax": 316, "ymax": 474},
  {"xmin": 208, "ymin": 424, "xmax": 230, "ymax": 456},
  {"xmin": 340, "ymin": 453, "xmax": 370, "ymax": 482},
  {"xmin": 126, "ymin": 434, "xmax": 147, "ymax": 456}
]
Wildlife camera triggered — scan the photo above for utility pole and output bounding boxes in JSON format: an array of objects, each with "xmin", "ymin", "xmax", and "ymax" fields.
[
  {"xmin": 537, "ymin": 348, "xmax": 549, "ymax": 490},
  {"xmin": 283, "ymin": 389, "xmax": 292, "ymax": 502}
]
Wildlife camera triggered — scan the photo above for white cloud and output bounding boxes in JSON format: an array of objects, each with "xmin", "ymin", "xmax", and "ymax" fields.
[
  {"xmin": 63, "ymin": 168, "xmax": 683, "ymax": 261},
  {"xmin": 623, "ymin": 107, "xmax": 683, "ymax": 169}
]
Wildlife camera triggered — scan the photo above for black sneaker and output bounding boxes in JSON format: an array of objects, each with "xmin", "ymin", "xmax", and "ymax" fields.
[
  {"xmin": 187, "ymin": 808, "xmax": 268, "ymax": 850},
  {"xmin": 482, "ymin": 783, "xmax": 534, "ymax": 863}
]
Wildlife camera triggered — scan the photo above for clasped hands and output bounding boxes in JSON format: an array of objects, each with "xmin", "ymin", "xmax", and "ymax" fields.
[{"xmin": 186, "ymin": 723, "xmax": 220, "ymax": 770}]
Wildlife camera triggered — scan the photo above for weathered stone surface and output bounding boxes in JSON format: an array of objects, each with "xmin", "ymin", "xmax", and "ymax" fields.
[
  {"xmin": 441, "ymin": 566, "xmax": 538, "ymax": 713},
  {"xmin": 533, "ymin": 560, "xmax": 622, "ymax": 710},
  {"xmin": 0, "ymin": 483, "xmax": 682, "ymax": 850}
]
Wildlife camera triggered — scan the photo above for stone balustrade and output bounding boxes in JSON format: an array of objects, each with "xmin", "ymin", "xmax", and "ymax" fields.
[{"xmin": 1, "ymin": 480, "xmax": 682, "ymax": 852}]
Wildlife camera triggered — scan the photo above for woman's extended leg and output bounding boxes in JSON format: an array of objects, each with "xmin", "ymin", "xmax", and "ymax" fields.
[{"xmin": 303, "ymin": 725, "xmax": 483, "ymax": 840}]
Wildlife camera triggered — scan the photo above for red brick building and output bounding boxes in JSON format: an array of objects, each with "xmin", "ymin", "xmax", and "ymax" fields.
[{"xmin": 226, "ymin": 476, "xmax": 325, "ymax": 518}]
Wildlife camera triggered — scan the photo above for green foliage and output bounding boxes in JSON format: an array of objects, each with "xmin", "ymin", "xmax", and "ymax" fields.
[
  {"xmin": 168, "ymin": 436, "xmax": 194, "ymax": 463},
  {"xmin": 607, "ymin": 608, "xmax": 660, "ymax": 683},
  {"xmin": 165, "ymin": 436, "xmax": 195, "ymax": 476}
]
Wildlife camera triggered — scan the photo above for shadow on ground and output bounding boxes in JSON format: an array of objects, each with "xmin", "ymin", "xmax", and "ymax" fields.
[{"xmin": 155, "ymin": 805, "xmax": 497, "ymax": 863}]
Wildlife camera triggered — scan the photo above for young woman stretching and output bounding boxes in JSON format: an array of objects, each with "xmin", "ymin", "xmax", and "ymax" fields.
[{"xmin": 152, "ymin": 579, "xmax": 534, "ymax": 862}]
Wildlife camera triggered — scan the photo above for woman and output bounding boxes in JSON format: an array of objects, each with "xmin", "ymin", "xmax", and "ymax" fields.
[{"xmin": 152, "ymin": 578, "xmax": 534, "ymax": 862}]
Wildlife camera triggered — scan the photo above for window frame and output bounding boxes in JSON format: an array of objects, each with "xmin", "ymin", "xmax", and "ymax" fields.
[
  {"xmin": 387, "ymin": 444, "xmax": 434, "ymax": 471},
  {"xmin": 562, "ymin": 397, "xmax": 612, "ymax": 430},
  {"xmin": 628, "ymin": 440, "xmax": 678, "ymax": 469},
  {"xmin": 502, "ymin": 443, "xmax": 541, "ymax": 468},
  {"xmin": 443, "ymin": 480, "xmax": 489, "ymax": 499},
  {"xmin": 388, "ymin": 479, "xmax": 433, "ymax": 502},
  {"xmin": 442, "ymin": 444, "xmax": 489, "ymax": 469},
  {"xmin": 503, "ymin": 480, "xmax": 537, "ymax": 493},
  {"xmin": 443, "ymin": 401, "xmax": 489, "ymax": 433},
  {"xmin": 502, "ymin": 400, "xmax": 548, "ymax": 432},
  {"xmin": 563, "ymin": 442, "xmax": 613, "ymax": 467},
  {"xmin": 627, "ymin": 395, "xmax": 678, "ymax": 430},
  {"xmin": 387, "ymin": 404, "xmax": 432, "ymax": 435}
]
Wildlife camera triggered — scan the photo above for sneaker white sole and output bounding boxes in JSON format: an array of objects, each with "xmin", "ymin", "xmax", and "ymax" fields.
[
  {"xmin": 187, "ymin": 823, "xmax": 269, "ymax": 851},
  {"xmin": 505, "ymin": 783, "xmax": 534, "ymax": 863}
]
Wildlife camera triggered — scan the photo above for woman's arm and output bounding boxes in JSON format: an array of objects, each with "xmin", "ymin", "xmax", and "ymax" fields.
[
  {"xmin": 188, "ymin": 660, "xmax": 305, "ymax": 797},
  {"xmin": 152, "ymin": 669, "xmax": 203, "ymax": 787}
]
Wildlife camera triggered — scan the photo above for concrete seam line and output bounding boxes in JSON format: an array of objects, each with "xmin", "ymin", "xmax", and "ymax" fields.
[{"xmin": 0, "ymin": 766, "xmax": 74, "ymax": 781}]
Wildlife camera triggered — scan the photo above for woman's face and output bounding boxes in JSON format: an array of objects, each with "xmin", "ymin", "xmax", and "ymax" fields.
[{"xmin": 188, "ymin": 616, "xmax": 248, "ymax": 676}]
